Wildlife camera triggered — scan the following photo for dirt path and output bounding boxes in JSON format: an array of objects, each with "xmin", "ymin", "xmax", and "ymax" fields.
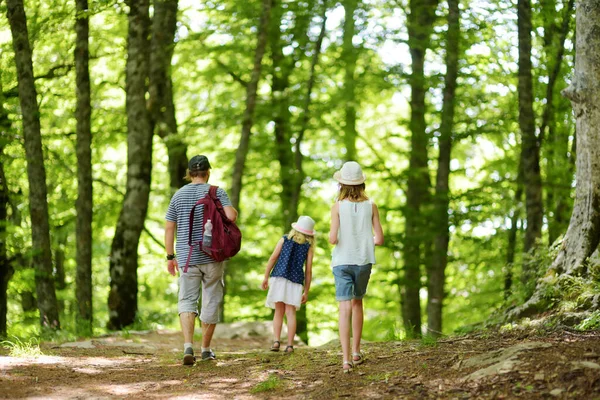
[{"xmin": 1, "ymin": 326, "xmax": 599, "ymax": 399}]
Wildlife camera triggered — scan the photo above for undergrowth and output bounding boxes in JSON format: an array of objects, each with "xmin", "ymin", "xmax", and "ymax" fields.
[{"xmin": 1, "ymin": 336, "xmax": 43, "ymax": 358}]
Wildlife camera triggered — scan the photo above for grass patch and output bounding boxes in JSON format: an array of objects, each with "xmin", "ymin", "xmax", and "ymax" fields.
[
  {"xmin": 250, "ymin": 374, "xmax": 282, "ymax": 393},
  {"xmin": 2, "ymin": 336, "xmax": 44, "ymax": 358},
  {"xmin": 420, "ymin": 335, "xmax": 438, "ymax": 347}
]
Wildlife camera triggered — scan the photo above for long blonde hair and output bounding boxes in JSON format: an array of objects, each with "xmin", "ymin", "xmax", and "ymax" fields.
[
  {"xmin": 287, "ymin": 228, "xmax": 315, "ymax": 246},
  {"xmin": 338, "ymin": 183, "xmax": 369, "ymax": 202}
]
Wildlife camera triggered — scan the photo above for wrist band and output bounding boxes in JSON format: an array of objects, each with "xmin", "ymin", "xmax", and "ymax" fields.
[{"xmin": 166, "ymin": 254, "xmax": 175, "ymax": 260}]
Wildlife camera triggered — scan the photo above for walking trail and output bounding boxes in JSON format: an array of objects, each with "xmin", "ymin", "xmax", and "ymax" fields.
[{"xmin": 1, "ymin": 322, "xmax": 599, "ymax": 399}]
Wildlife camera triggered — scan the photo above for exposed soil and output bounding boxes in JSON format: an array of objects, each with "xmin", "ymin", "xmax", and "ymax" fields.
[{"xmin": 1, "ymin": 326, "xmax": 599, "ymax": 399}]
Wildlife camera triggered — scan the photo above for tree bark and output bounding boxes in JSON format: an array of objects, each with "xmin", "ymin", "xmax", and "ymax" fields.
[
  {"xmin": 108, "ymin": 0, "xmax": 152, "ymax": 330},
  {"xmin": 554, "ymin": 0, "xmax": 600, "ymax": 277},
  {"xmin": 427, "ymin": 0, "xmax": 459, "ymax": 337},
  {"xmin": 267, "ymin": 0, "xmax": 325, "ymax": 344},
  {"xmin": 74, "ymin": 0, "xmax": 94, "ymax": 335},
  {"xmin": 402, "ymin": 0, "xmax": 439, "ymax": 339},
  {"xmin": 341, "ymin": 0, "xmax": 358, "ymax": 162},
  {"xmin": 518, "ymin": 0, "xmax": 543, "ymax": 264},
  {"xmin": 0, "ymin": 83, "xmax": 14, "ymax": 338},
  {"xmin": 269, "ymin": 0, "xmax": 296, "ymax": 231},
  {"xmin": 230, "ymin": 0, "xmax": 273, "ymax": 211},
  {"xmin": 6, "ymin": 0, "xmax": 60, "ymax": 330},
  {"xmin": 149, "ymin": 0, "xmax": 186, "ymax": 191},
  {"xmin": 541, "ymin": 0, "xmax": 575, "ymax": 246}
]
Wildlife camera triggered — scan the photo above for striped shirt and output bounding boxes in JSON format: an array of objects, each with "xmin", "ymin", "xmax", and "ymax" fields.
[{"xmin": 165, "ymin": 183, "xmax": 232, "ymax": 267}]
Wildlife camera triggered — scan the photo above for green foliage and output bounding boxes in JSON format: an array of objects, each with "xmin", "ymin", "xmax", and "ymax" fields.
[
  {"xmin": 576, "ymin": 311, "xmax": 600, "ymax": 331},
  {"xmin": 420, "ymin": 334, "xmax": 438, "ymax": 347},
  {"xmin": 250, "ymin": 374, "xmax": 282, "ymax": 393},
  {"xmin": 0, "ymin": 0, "xmax": 582, "ymax": 343}
]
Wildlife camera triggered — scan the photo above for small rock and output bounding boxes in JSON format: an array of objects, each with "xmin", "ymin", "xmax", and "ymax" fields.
[
  {"xmin": 550, "ymin": 388, "xmax": 564, "ymax": 397},
  {"xmin": 534, "ymin": 373, "xmax": 545, "ymax": 381}
]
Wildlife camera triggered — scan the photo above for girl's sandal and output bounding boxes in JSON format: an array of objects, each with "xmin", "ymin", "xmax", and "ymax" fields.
[
  {"xmin": 352, "ymin": 352, "xmax": 364, "ymax": 365},
  {"xmin": 270, "ymin": 341, "xmax": 281, "ymax": 352},
  {"xmin": 285, "ymin": 345, "xmax": 294, "ymax": 353},
  {"xmin": 342, "ymin": 361, "xmax": 353, "ymax": 374}
]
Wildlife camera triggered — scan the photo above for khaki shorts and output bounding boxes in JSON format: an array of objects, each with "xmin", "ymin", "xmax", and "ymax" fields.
[{"xmin": 178, "ymin": 262, "xmax": 225, "ymax": 324}]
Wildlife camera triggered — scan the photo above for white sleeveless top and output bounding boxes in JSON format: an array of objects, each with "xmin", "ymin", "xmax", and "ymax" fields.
[{"xmin": 331, "ymin": 200, "xmax": 376, "ymax": 267}]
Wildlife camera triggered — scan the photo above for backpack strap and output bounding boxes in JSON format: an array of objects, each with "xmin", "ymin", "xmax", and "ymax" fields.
[{"xmin": 208, "ymin": 185, "xmax": 233, "ymax": 222}]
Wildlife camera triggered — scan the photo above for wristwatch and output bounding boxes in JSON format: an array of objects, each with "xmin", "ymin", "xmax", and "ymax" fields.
[{"xmin": 166, "ymin": 254, "xmax": 175, "ymax": 260}]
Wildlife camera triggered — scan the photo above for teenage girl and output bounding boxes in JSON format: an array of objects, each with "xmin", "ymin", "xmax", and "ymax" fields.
[
  {"xmin": 329, "ymin": 161, "xmax": 384, "ymax": 373},
  {"xmin": 262, "ymin": 216, "xmax": 315, "ymax": 353}
]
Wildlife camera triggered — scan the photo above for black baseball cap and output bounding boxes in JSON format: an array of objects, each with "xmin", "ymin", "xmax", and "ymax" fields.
[{"xmin": 188, "ymin": 155, "xmax": 211, "ymax": 171}]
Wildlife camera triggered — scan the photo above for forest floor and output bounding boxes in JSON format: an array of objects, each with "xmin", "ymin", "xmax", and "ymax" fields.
[{"xmin": 0, "ymin": 323, "xmax": 599, "ymax": 399}]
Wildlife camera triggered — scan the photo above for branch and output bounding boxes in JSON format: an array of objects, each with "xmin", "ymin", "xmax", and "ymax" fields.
[
  {"xmin": 215, "ymin": 59, "xmax": 248, "ymax": 87},
  {"xmin": 93, "ymin": 178, "xmax": 165, "ymax": 250},
  {"xmin": 4, "ymin": 63, "xmax": 75, "ymax": 98}
]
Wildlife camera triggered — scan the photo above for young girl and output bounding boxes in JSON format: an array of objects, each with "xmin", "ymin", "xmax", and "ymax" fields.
[
  {"xmin": 329, "ymin": 161, "xmax": 384, "ymax": 373},
  {"xmin": 262, "ymin": 216, "xmax": 315, "ymax": 353}
]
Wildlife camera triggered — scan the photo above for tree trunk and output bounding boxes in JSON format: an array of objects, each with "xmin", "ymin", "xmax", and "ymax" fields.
[
  {"xmin": 6, "ymin": 0, "xmax": 60, "ymax": 330},
  {"xmin": 426, "ymin": 0, "xmax": 459, "ymax": 338},
  {"xmin": 74, "ymin": 0, "xmax": 94, "ymax": 336},
  {"xmin": 53, "ymin": 227, "xmax": 67, "ymax": 291},
  {"xmin": 402, "ymin": 0, "xmax": 439, "ymax": 339},
  {"xmin": 541, "ymin": 0, "xmax": 575, "ymax": 246},
  {"xmin": 0, "ymin": 86, "xmax": 13, "ymax": 337},
  {"xmin": 518, "ymin": 0, "xmax": 543, "ymax": 264},
  {"xmin": 230, "ymin": 0, "xmax": 273, "ymax": 211},
  {"xmin": 508, "ymin": 0, "xmax": 600, "ymax": 320},
  {"xmin": 269, "ymin": 0, "xmax": 295, "ymax": 230},
  {"xmin": 108, "ymin": 0, "xmax": 152, "ymax": 330},
  {"xmin": 149, "ymin": 0, "xmax": 186, "ymax": 191},
  {"xmin": 341, "ymin": 0, "xmax": 358, "ymax": 161},
  {"xmin": 267, "ymin": 0, "xmax": 326, "ymax": 344},
  {"xmin": 554, "ymin": 1, "xmax": 600, "ymax": 277}
]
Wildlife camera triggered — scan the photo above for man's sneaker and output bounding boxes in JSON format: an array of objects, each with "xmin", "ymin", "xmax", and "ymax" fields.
[
  {"xmin": 183, "ymin": 347, "xmax": 195, "ymax": 365},
  {"xmin": 201, "ymin": 349, "xmax": 216, "ymax": 361}
]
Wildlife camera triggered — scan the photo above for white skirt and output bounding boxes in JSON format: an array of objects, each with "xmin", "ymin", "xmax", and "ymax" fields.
[{"xmin": 265, "ymin": 277, "xmax": 303, "ymax": 310}]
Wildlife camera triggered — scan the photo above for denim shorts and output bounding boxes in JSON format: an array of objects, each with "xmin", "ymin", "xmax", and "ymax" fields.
[
  {"xmin": 332, "ymin": 264, "xmax": 372, "ymax": 301},
  {"xmin": 178, "ymin": 262, "xmax": 225, "ymax": 324}
]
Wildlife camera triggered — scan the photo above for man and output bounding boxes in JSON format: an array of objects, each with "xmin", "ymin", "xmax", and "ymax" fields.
[{"xmin": 165, "ymin": 155, "xmax": 238, "ymax": 365}]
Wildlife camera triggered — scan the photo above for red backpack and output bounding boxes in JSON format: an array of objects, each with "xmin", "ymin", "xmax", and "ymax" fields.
[{"xmin": 183, "ymin": 186, "xmax": 242, "ymax": 272}]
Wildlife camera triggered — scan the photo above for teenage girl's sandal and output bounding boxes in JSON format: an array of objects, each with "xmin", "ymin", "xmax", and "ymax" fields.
[
  {"xmin": 342, "ymin": 361, "xmax": 353, "ymax": 374},
  {"xmin": 284, "ymin": 345, "xmax": 294, "ymax": 354},
  {"xmin": 270, "ymin": 341, "xmax": 281, "ymax": 352},
  {"xmin": 352, "ymin": 352, "xmax": 364, "ymax": 365}
]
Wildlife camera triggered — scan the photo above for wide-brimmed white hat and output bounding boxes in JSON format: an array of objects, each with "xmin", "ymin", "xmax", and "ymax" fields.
[
  {"xmin": 291, "ymin": 216, "xmax": 316, "ymax": 236},
  {"xmin": 333, "ymin": 161, "xmax": 366, "ymax": 185}
]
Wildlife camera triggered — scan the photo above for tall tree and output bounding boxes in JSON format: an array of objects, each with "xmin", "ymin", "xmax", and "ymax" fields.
[
  {"xmin": 267, "ymin": 0, "xmax": 327, "ymax": 344},
  {"xmin": 427, "ymin": 0, "xmax": 460, "ymax": 337},
  {"xmin": 148, "ymin": 0, "xmax": 186, "ymax": 191},
  {"xmin": 554, "ymin": 1, "xmax": 600, "ymax": 277},
  {"xmin": 74, "ymin": 0, "xmax": 93, "ymax": 335},
  {"xmin": 107, "ymin": 0, "xmax": 152, "ymax": 330},
  {"xmin": 6, "ymin": 0, "xmax": 60, "ymax": 329},
  {"xmin": 341, "ymin": 0, "xmax": 359, "ymax": 162},
  {"xmin": 541, "ymin": 0, "xmax": 575, "ymax": 245},
  {"xmin": 517, "ymin": 0, "xmax": 543, "ymax": 269},
  {"xmin": 0, "ymin": 80, "xmax": 14, "ymax": 338},
  {"xmin": 402, "ymin": 0, "xmax": 439, "ymax": 338},
  {"xmin": 509, "ymin": 0, "xmax": 600, "ymax": 320},
  {"xmin": 230, "ymin": 0, "xmax": 273, "ymax": 211}
]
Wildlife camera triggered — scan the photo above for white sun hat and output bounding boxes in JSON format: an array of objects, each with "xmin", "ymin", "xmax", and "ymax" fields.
[
  {"xmin": 333, "ymin": 161, "xmax": 366, "ymax": 185},
  {"xmin": 291, "ymin": 215, "xmax": 316, "ymax": 236}
]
